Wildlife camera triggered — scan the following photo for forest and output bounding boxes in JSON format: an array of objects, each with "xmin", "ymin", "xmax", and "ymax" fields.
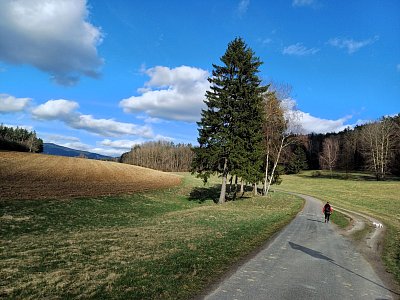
[
  {"xmin": 0, "ymin": 124, "xmax": 43, "ymax": 153},
  {"xmin": 119, "ymin": 141, "xmax": 194, "ymax": 172},
  {"xmin": 285, "ymin": 114, "xmax": 400, "ymax": 179},
  {"xmin": 119, "ymin": 115, "xmax": 400, "ymax": 179}
]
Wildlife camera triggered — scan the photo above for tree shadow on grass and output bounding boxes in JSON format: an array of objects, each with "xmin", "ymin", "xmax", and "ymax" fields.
[
  {"xmin": 189, "ymin": 185, "xmax": 222, "ymax": 203},
  {"xmin": 189, "ymin": 184, "xmax": 253, "ymax": 203},
  {"xmin": 298, "ymin": 172, "xmax": 400, "ymax": 182}
]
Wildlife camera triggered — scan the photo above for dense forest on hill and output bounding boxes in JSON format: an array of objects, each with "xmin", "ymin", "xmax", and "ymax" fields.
[{"xmin": 0, "ymin": 124, "xmax": 43, "ymax": 153}]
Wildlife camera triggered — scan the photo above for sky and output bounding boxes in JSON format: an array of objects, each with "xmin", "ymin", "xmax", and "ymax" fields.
[{"xmin": 0, "ymin": 0, "xmax": 399, "ymax": 157}]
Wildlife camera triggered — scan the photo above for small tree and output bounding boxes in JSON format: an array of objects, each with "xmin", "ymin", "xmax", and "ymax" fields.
[{"xmin": 319, "ymin": 136, "xmax": 339, "ymax": 177}]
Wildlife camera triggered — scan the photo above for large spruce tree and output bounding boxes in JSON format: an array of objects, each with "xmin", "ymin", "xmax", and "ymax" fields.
[{"xmin": 192, "ymin": 38, "xmax": 267, "ymax": 203}]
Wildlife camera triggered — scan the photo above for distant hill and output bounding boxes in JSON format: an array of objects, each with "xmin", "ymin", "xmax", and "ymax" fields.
[{"xmin": 43, "ymin": 143, "xmax": 113, "ymax": 160}]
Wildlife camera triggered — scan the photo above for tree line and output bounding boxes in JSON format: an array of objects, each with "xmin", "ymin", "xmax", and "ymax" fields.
[
  {"xmin": 119, "ymin": 141, "xmax": 194, "ymax": 172},
  {"xmin": 0, "ymin": 124, "xmax": 43, "ymax": 153},
  {"xmin": 296, "ymin": 114, "xmax": 400, "ymax": 180}
]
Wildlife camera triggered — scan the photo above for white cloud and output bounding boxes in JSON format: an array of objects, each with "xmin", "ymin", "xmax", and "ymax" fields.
[
  {"xmin": 237, "ymin": 0, "xmax": 250, "ymax": 16},
  {"xmin": 101, "ymin": 139, "xmax": 144, "ymax": 150},
  {"xmin": 2, "ymin": 123, "xmax": 33, "ymax": 131},
  {"xmin": 292, "ymin": 0, "xmax": 315, "ymax": 7},
  {"xmin": 120, "ymin": 65, "xmax": 209, "ymax": 122},
  {"xmin": 283, "ymin": 43, "xmax": 319, "ymax": 56},
  {"xmin": 0, "ymin": 0, "xmax": 103, "ymax": 85},
  {"xmin": 42, "ymin": 133, "xmax": 80, "ymax": 143},
  {"xmin": 99, "ymin": 136, "xmax": 174, "ymax": 156},
  {"xmin": 297, "ymin": 112, "xmax": 352, "ymax": 134},
  {"xmin": 0, "ymin": 93, "xmax": 31, "ymax": 113},
  {"xmin": 71, "ymin": 115, "xmax": 153, "ymax": 138},
  {"xmin": 32, "ymin": 99, "xmax": 79, "ymax": 120},
  {"xmin": 32, "ymin": 99, "xmax": 154, "ymax": 138},
  {"xmin": 281, "ymin": 98, "xmax": 353, "ymax": 134},
  {"xmin": 328, "ymin": 36, "xmax": 379, "ymax": 54}
]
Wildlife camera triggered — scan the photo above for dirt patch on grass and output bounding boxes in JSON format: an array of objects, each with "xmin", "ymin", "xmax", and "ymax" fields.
[{"xmin": 0, "ymin": 151, "xmax": 181, "ymax": 200}]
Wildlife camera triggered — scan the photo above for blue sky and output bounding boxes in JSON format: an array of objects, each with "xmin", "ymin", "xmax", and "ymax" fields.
[{"xmin": 0, "ymin": 0, "xmax": 399, "ymax": 156}]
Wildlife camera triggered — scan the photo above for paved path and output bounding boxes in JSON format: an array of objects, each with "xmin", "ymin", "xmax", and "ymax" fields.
[{"xmin": 204, "ymin": 194, "xmax": 397, "ymax": 300}]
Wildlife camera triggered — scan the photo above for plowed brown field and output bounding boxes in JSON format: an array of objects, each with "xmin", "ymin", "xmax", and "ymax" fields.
[{"xmin": 0, "ymin": 151, "xmax": 181, "ymax": 200}]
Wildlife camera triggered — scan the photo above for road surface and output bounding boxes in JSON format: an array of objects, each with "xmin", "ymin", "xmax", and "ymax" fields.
[{"xmin": 203, "ymin": 194, "xmax": 397, "ymax": 300}]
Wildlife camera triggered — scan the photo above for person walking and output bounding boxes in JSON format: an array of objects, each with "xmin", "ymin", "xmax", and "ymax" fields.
[{"xmin": 323, "ymin": 202, "xmax": 333, "ymax": 223}]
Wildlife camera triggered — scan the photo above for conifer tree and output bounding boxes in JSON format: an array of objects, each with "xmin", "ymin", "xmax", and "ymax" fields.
[{"xmin": 192, "ymin": 38, "xmax": 267, "ymax": 203}]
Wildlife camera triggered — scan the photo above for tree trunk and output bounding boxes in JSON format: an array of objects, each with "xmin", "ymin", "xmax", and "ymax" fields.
[
  {"xmin": 254, "ymin": 182, "xmax": 258, "ymax": 196},
  {"xmin": 240, "ymin": 180, "xmax": 244, "ymax": 195},
  {"xmin": 265, "ymin": 138, "xmax": 284, "ymax": 197},
  {"xmin": 263, "ymin": 152, "xmax": 269, "ymax": 195},
  {"xmin": 218, "ymin": 158, "xmax": 228, "ymax": 204},
  {"xmin": 232, "ymin": 176, "xmax": 238, "ymax": 201}
]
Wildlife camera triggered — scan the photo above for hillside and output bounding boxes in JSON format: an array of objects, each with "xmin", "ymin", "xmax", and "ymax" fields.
[
  {"xmin": 43, "ymin": 143, "xmax": 113, "ymax": 160},
  {"xmin": 0, "ymin": 151, "xmax": 181, "ymax": 200}
]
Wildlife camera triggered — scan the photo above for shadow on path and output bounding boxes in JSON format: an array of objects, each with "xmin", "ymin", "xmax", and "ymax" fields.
[
  {"xmin": 288, "ymin": 242, "xmax": 399, "ymax": 296},
  {"xmin": 306, "ymin": 218, "xmax": 324, "ymax": 224}
]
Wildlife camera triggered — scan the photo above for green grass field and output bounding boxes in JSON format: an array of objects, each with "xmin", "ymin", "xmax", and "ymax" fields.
[
  {"xmin": 277, "ymin": 170, "xmax": 400, "ymax": 283},
  {"xmin": 0, "ymin": 173, "xmax": 303, "ymax": 299}
]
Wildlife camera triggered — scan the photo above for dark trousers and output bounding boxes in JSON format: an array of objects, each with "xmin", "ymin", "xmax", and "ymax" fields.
[{"xmin": 324, "ymin": 212, "xmax": 331, "ymax": 222}]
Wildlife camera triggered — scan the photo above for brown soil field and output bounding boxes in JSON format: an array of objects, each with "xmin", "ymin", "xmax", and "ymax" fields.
[{"xmin": 0, "ymin": 151, "xmax": 182, "ymax": 200}]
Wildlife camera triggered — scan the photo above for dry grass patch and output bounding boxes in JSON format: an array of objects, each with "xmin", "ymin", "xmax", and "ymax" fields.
[
  {"xmin": 0, "ymin": 173, "xmax": 303, "ymax": 299},
  {"xmin": 0, "ymin": 151, "xmax": 181, "ymax": 200}
]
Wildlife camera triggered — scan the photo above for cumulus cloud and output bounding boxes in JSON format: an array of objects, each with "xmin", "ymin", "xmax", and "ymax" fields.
[
  {"xmin": 328, "ymin": 36, "xmax": 379, "ymax": 54},
  {"xmin": 32, "ymin": 99, "xmax": 154, "ymax": 138},
  {"xmin": 281, "ymin": 98, "xmax": 353, "ymax": 134},
  {"xmin": 32, "ymin": 99, "xmax": 79, "ymax": 120},
  {"xmin": 120, "ymin": 65, "xmax": 209, "ymax": 122},
  {"xmin": 101, "ymin": 139, "xmax": 144, "ymax": 150},
  {"xmin": 42, "ymin": 133, "xmax": 80, "ymax": 143},
  {"xmin": 99, "ymin": 136, "xmax": 174, "ymax": 156},
  {"xmin": 0, "ymin": 0, "xmax": 103, "ymax": 85},
  {"xmin": 283, "ymin": 43, "xmax": 319, "ymax": 56},
  {"xmin": 2, "ymin": 123, "xmax": 33, "ymax": 131},
  {"xmin": 297, "ymin": 112, "xmax": 352, "ymax": 134},
  {"xmin": 0, "ymin": 93, "xmax": 31, "ymax": 113},
  {"xmin": 71, "ymin": 115, "xmax": 153, "ymax": 138}
]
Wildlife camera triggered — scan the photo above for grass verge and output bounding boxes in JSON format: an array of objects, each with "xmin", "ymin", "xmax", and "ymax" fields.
[
  {"xmin": 0, "ymin": 173, "xmax": 303, "ymax": 299},
  {"xmin": 330, "ymin": 210, "xmax": 351, "ymax": 229},
  {"xmin": 277, "ymin": 170, "xmax": 400, "ymax": 283}
]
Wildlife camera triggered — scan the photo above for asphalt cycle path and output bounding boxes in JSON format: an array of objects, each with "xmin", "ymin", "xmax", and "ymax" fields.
[{"xmin": 203, "ymin": 194, "xmax": 397, "ymax": 300}]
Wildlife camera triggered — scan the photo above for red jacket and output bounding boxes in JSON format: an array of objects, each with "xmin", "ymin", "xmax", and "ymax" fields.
[{"xmin": 323, "ymin": 204, "xmax": 333, "ymax": 214}]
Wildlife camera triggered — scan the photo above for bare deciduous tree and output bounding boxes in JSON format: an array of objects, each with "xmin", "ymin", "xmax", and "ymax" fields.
[
  {"xmin": 319, "ymin": 137, "xmax": 339, "ymax": 177},
  {"xmin": 360, "ymin": 118, "xmax": 398, "ymax": 180},
  {"xmin": 262, "ymin": 84, "xmax": 302, "ymax": 196}
]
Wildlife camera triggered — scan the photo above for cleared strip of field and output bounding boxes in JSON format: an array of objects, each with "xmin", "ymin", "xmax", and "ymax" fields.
[{"xmin": 0, "ymin": 151, "xmax": 181, "ymax": 200}]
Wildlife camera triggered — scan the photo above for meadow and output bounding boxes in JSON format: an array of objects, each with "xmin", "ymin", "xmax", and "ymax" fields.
[
  {"xmin": 0, "ymin": 153, "xmax": 303, "ymax": 299},
  {"xmin": 277, "ymin": 170, "xmax": 400, "ymax": 283}
]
